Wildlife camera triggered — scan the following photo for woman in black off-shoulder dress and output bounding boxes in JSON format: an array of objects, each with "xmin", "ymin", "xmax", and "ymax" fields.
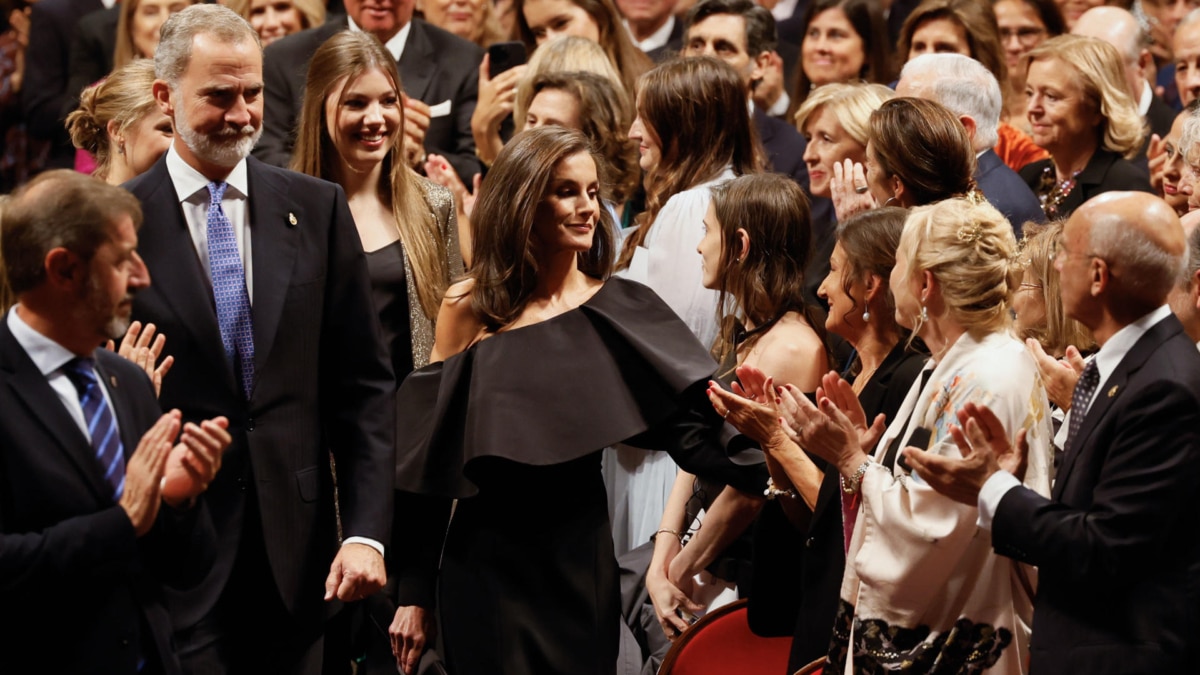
[{"xmin": 391, "ymin": 127, "xmax": 766, "ymax": 675}]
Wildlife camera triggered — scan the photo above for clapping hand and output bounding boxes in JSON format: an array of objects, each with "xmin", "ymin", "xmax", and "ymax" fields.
[
  {"xmin": 161, "ymin": 416, "xmax": 230, "ymax": 506},
  {"xmin": 107, "ymin": 321, "xmax": 174, "ymax": 397},
  {"xmin": 776, "ymin": 379, "xmax": 867, "ymax": 475},
  {"xmin": 1026, "ymin": 339, "xmax": 1084, "ymax": 410},
  {"xmin": 904, "ymin": 402, "xmax": 1028, "ymax": 505}
]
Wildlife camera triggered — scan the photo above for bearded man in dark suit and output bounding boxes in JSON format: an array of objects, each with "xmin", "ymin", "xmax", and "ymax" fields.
[{"xmin": 123, "ymin": 6, "xmax": 396, "ymax": 673}]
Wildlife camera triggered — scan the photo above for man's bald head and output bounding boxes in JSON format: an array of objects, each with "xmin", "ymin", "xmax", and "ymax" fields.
[
  {"xmin": 1073, "ymin": 192, "xmax": 1185, "ymax": 318},
  {"xmin": 1072, "ymin": 7, "xmax": 1147, "ymax": 100}
]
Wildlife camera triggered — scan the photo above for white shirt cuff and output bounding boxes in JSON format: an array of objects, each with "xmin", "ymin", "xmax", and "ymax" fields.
[
  {"xmin": 976, "ymin": 471, "xmax": 1021, "ymax": 531},
  {"xmin": 342, "ymin": 536, "xmax": 385, "ymax": 558}
]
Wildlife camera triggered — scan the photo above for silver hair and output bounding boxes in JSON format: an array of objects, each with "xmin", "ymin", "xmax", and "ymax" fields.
[
  {"xmin": 1182, "ymin": 222, "xmax": 1200, "ymax": 289},
  {"xmin": 155, "ymin": 4, "xmax": 260, "ymax": 88},
  {"xmin": 1181, "ymin": 7, "xmax": 1200, "ymax": 34},
  {"xmin": 899, "ymin": 53, "xmax": 1001, "ymax": 150},
  {"xmin": 1090, "ymin": 212, "xmax": 1184, "ymax": 304},
  {"xmin": 1178, "ymin": 104, "xmax": 1200, "ymax": 168}
]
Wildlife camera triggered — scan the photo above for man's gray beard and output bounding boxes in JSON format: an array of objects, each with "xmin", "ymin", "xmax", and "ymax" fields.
[{"xmin": 175, "ymin": 105, "xmax": 263, "ymax": 167}]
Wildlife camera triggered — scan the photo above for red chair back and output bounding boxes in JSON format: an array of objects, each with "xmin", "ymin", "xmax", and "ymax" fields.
[{"xmin": 659, "ymin": 599, "xmax": 794, "ymax": 674}]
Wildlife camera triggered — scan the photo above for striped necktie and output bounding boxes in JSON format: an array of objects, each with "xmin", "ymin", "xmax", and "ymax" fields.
[
  {"xmin": 206, "ymin": 181, "xmax": 255, "ymax": 399},
  {"xmin": 62, "ymin": 358, "xmax": 126, "ymax": 500}
]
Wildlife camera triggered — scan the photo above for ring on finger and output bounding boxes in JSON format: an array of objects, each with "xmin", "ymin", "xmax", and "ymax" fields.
[{"xmin": 855, "ymin": 185, "xmax": 870, "ymax": 194}]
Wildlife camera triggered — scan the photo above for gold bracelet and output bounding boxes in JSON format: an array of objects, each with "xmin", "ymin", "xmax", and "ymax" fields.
[
  {"xmin": 840, "ymin": 460, "xmax": 871, "ymax": 495},
  {"xmin": 474, "ymin": 146, "xmax": 493, "ymax": 169},
  {"xmin": 650, "ymin": 528, "xmax": 683, "ymax": 544}
]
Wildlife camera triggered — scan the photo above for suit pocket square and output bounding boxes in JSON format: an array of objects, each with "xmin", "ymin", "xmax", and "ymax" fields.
[{"xmin": 429, "ymin": 100, "xmax": 452, "ymax": 118}]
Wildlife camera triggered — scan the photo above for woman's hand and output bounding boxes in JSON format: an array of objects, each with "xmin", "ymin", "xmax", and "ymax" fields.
[
  {"xmin": 107, "ymin": 321, "xmax": 174, "ymax": 397},
  {"xmin": 1147, "ymin": 133, "xmax": 1167, "ymax": 194},
  {"xmin": 819, "ymin": 371, "xmax": 887, "ymax": 451},
  {"xmin": 471, "ymin": 55, "xmax": 526, "ymax": 166},
  {"xmin": 646, "ymin": 544, "xmax": 704, "ymax": 639},
  {"xmin": 390, "ymin": 605, "xmax": 433, "ymax": 675},
  {"xmin": 707, "ymin": 380, "xmax": 789, "ymax": 451},
  {"xmin": 778, "ymin": 383, "xmax": 868, "ymax": 475},
  {"xmin": 831, "ymin": 158, "xmax": 878, "ymax": 222},
  {"xmin": 425, "ymin": 153, "xmax": 480, "ymax": 221},
  {"xmin": 1026, "ymin": 338, "xmax": 1084, "ymax": 410}
]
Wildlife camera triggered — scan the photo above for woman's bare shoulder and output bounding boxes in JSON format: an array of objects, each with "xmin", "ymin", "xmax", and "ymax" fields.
[{"xmin": 430, "ymin": 278, "xmax": 483, "ymax": 363}]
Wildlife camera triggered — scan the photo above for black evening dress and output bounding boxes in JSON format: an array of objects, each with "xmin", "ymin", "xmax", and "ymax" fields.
[{"xmin": 393, "ymin": 277, "xmax": 765, "ymax": 675}]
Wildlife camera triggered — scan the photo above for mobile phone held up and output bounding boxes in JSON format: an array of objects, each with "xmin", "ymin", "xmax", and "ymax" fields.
[{"xmin": 487, "ymin": 41, "xmax": 527, "ymax": 76}]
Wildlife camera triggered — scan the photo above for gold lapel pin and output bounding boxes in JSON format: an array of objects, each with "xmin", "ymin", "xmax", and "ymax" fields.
[
  {"xmin": 288, "ymin": 212, "xmax": 298, "ymax": 227},
  {"xmin": 1107, "ymin": 385, "xmax": 1119, "ymax": 398}
]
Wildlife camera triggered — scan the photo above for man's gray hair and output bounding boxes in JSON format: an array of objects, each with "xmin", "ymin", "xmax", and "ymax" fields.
[
  {"xmin": 1091, "ymin": 212, "xmax": 1185, "ymax": 304},
  {"xmin": 900, "ymin": 53, "xmax": 1001, "ymax": 149},
  {"xmin": 155, "ymin": 4, "xmax": 261, "ymax": 88}
]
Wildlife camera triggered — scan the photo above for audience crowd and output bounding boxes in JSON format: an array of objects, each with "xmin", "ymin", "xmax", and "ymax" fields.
[{"xmin": 2, "ymin": 0, "xmax": 1200, "ymax": 674}]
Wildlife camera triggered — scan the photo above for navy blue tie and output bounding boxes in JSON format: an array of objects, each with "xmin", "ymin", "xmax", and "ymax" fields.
[
  {"xmin": 62, "ymin": 358, "xmax": 126, "ymax": 500},
  {"xmin": 1065, "ymin": 360, "xmax": 1100, "ymax": 454},
  {"xmin": 206, "ymin": 182, "xmax": 255, "ymax": 399}
]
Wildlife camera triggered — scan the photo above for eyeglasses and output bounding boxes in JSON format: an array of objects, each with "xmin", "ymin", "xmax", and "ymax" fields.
[{"xmin": 999, "ymin": 27, "xmax": 1046, "ymax": 46}]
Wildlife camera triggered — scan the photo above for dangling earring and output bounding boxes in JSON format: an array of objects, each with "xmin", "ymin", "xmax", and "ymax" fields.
[
  {"xmin": 118, "ymin": 142, "xmax": 126, "ymax": 155},
  {"xmin": 862, "ymin": 309, "xmax": 870, "ymax": 323},
  {"xmin": 920, "ymin": 305, "xmax": 928, "ymax": 322}
]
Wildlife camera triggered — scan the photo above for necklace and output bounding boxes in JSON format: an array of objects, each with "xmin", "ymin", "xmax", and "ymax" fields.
[{"xmin": 1036, "ymin": 162, "xmax": 1081, "ymax": 219}]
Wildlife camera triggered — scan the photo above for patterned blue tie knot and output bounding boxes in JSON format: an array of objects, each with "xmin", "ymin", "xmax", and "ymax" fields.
[{"xmin": 208, "ymin": 181, "xmax": 228, "ymax": 204}]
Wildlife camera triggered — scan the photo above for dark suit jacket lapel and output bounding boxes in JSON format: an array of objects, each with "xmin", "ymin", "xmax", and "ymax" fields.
[
  {"xmin": 0, "ymin": 317, "xmax": 111, "ymax": 502},
  {"xmin": 1054, "ymin": 315, "xmax": 1182, "ymax": 499},
  {"xmin": 246, "ymin": 158, "xmax": 299, "ymax": 378},
  {"xmin": 135, "ymin": 157, "xmax": 238, "ymax": 395},
  {"xmin": 399, "ymin": 20, "xmax": 436, "ymax": 102}
]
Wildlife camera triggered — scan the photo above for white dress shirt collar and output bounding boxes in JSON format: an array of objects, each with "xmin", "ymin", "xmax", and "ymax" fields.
[
  {"xmin": 165, "ymin": 143, "xmax": 249, "ymax": 203},
  {"xmin": 1138, "ymin": 79, "xmax": 1153, "ymax": 118},
  {"xmin": 1092, "ymin": 304, "xmax": 1172, "ymax": 390},
  {"xmin": 7, "ymin": 307, "xmax": 77, "ymax": 377},
  {"xmin": 771, "ymin": 0, "xmax": 799, "ymax": 21},
  {"xmin": 348, "ymin": 16, "xmax": 412, "ymax": 61},
  {"xmin": 625, "ymin": 15, "xmax": 675, "ymax": 52}
]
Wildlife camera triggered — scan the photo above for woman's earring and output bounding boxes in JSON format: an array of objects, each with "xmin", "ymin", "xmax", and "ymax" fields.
[
  {"xmin": 118, "ymin": 142, "xmax": 125, "ymax": 155},
  {"xmin": 920, "ymin": 305, "xmax": 928, "ymax": 322},
  {"xmin": 862, "ymin": 309, "xmax": 870, "ymax": 323}
]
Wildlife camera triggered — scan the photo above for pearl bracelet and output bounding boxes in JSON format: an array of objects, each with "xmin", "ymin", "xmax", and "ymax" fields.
[{"xmin": 764, "ymin": 476, "xmax": 798, "ymax": 500}]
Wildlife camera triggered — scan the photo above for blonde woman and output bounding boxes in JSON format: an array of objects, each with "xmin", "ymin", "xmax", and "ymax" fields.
[
  {"xmin": 65, "ymin": 60, "xmax": 173, "ymax": 185},
  {"xmin": 223, "ymin": 0, "xmax": 325, "ymax": 46},
  {"xmin": 1019, "ymin": 34, "xmax": 1152, "ymax": 219}
]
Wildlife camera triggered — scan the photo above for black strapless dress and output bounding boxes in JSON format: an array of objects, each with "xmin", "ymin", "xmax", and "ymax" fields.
[
  {"xmin": 394, "ymin": 277, "xmax": 765, "ymax": 675},
  {"xmin": 365, "ymin": 240, "xmax": 414, "ymax": 381}
]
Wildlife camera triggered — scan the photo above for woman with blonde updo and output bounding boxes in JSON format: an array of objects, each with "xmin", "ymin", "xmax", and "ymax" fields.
[
  {"xmin": 753, "ymin": 197, "xmax": 1052, "ymax": 672},
  {"xmin": 65, "ymin": 60, "xmax": 172, "ymax": 185}
]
